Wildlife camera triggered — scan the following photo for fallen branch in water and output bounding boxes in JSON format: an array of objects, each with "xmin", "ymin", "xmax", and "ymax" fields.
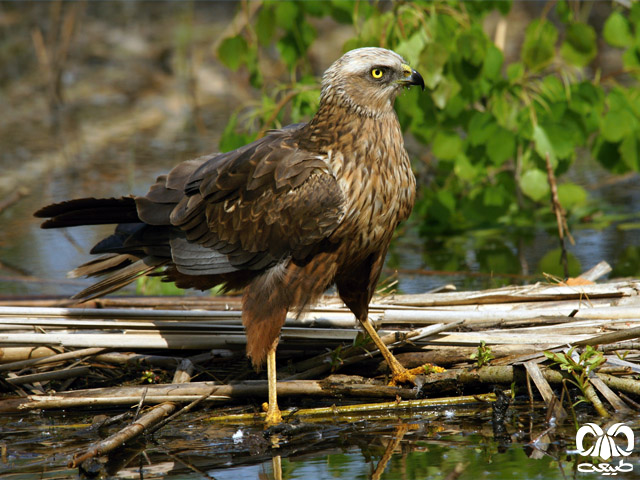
[
  {"xmin": 70, "ymin": 402, "xmax": 177, "ymax": 468},
  {"xmin": 206, "ymin": 392, "xmax": 498, "ymax": 423}
]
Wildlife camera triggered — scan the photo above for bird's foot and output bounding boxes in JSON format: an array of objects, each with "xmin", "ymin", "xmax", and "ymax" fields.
[
  {"xmin": 388, "ymin": 363, "xmax": 445, "ymax": 387},
  {"xmin": 262, "ymin": 401, "xmax": 283, "ymax": 426},
  {"xmin": 409, "ymin": 363, "xmax": 446, "ymax": 375},
  {"xmin": 388, "ymin": 368, "xmax": 415, "ymax": 387}
]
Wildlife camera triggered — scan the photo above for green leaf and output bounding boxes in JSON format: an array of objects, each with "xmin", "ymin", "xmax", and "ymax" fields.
[
  {"xmin": 486, "ymin": 128, "xmax": 515, "ymax": 166},
  {"xmin": 506, "ymin": 62, "xmax": 524, "ymax": 82},
  {"xmin": 274, "ymin": 1, "xmax": 298, "ymax": 30},
  {"xmin": 482, "ymin": 44, "xmax": 504, "ymax": 80},
  {"xmin": 483, "ymin": 184, "xmax": 508, "ymax": 207},
  {"xmin": 557, "ymin": 183, "xmax": 587, "ymax": 209},
  {"xmin": 395, "ymin": 30, "xmax": 428, "ymax": 67},
  {"xmin": 569, "ymin": 81, "xmax": 604, "ymax": 116},
  {"xmin": 468, "ymin": 112, "xmax": 496, "ymax": 146},
  {"xmin": 454, "ymin": 153, "xmax": 478, "ymax": 182},
  {"xmin": 620, "ymin": 135, "xmax": 640, "ymax": 171},
  {"xmin": 601, "ymin": 109, "xmax": 636, "ymax": 142},
  {"xmin": 522, "ymin": 19, "xmax": 558, "ymax": 70},
  {"xmin": 623, "ymin": 47, "xmax": 640, "ymax": 69},
  {"xmin": 217, "ymin": 35, "xmax": 248, "ymax": 71},
  {"xmin": 533, "ymin": 125, "xmax": 557, "ymax": 167},
  {"xmin": 419, "ymin": 42, "xmax": 449, "ymax": 89},
  {"xmin": 542, "ymin": 121, "xmax": 577, "ymax": 159},
  {"xmin": 430, "ymin": 190, "xmax": 456, "ymax": 224},
  {"xmin": 537, "ymin": 249, "xmax": 581, "ymax": 278},
  {"xmin": 491, "ymin": 90, "xmax": 519, "ymax": 130},
  {"xmin": 604, "ymin": 11, "xmax": 634, "ymax": 48},
  {"xmin": 329, "ymin": 0, "xmax": 356, "ymax": 24},
  {"xmin": 457, "ymin": 28, "xmax": 487, "ymax": 67},
  {"xmin": 556, "ymin": 0, "xmax": 572, "ymax": 23},
  {"xmin": 560, "ymin": 22, "xmax": 596, "ymax": 67},
  {"xmin": 432, "ymin": 130, "xmax": 463, "ymax": 160},
  {"xmin": 519, "ymin": 168, "xmax": 549, "ymax": 202},
  {"xmin": 256, "ymin": 6, "xmax": 276, "ymax": 46},
  {"xmin": 300, "ymin": 0, "xmax": 330, "ymax": 17},
  {"xmin": 431, "ymin": 75, "xmax": 460, "ymax": 109}
]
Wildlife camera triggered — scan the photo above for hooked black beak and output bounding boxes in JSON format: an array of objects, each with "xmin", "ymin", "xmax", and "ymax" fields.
[{"xmin": 406, "ymin": 69, "xmax": 425, "ymax": 91}]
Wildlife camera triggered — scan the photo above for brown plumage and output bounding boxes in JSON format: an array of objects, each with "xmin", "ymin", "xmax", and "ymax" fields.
[{"xmin": 35, "ymin": 47, "xmax": 424, "ymax": 423}]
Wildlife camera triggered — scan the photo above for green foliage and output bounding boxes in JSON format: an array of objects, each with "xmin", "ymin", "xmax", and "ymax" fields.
[
  {"xmin": 215, "ymin": 1, "xmax": 640, "ymax": 262},
  {"xmin": 135, "ymin": 276, "xmax": 186, "ymax": 296},
  {"xmin": 470, "ymin": 340, "xmax": 494, "ymax": 368},
  {"xmin": 544, "ymin": 346, "xmax": 605, "ymax": 406}
]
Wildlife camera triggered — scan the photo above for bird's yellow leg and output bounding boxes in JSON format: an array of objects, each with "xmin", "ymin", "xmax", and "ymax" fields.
[
  {"xmin": 358, "ymin": 316, "xmax": 416, "ymax": 386},
  {"xmin": 264, "ymin": 340, "xmax": 283, "ymax": 426}
]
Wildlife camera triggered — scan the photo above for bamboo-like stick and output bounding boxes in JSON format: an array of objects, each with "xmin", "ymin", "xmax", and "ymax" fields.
[
  {"xmin": 147, "ymin": 386, "xmax": 217, "ymax": 435},
  {"xmin": 0, "ymin": 346, "xmax": 59, "ymax": 363},
  {"xmin": 206, "ymin": 393, "xmax": 497, "ymax": 423},
  {"xmin": 69, "ymin": 402, "xmax": 177, "ymax": 468},
  {"xmin": 0, "ymin": 378, "xmax": 416, "ymax": 412},
  {"xmin": 5, "ymin": 395, "xmax": 229, "ymax": 411},
  {"xmin": 172, "ymin": 358, "xmax": 194, "ymax": 383},
  {"xmin": 588, "ymin": 372, "xmax": 633, "ymax": 414},
  {"xmin": 580, "ymin": 261, "xmax": 613, "ymax": 282},
  {"xmin": 523, "ymin": 362, "xmax": 567, "ymax": 421},
  {"xmin": 597, "ymin": 373, "xmax": 640, "ymax": 397},
  {"xmin": 574, "ymin": 325, "xmax": 640, "ymax": 347},
  {"xmin": 0, "ymin": 347, "xmax": 106, "ymax": 372},
  {"xmin": 93, "ymin": 352, "xmax": 182, "ymax": 368},
  {"xmin": 6, "ymin": 366, "xmax": 92, "ymax": 385},
  {"xmin": 390, "ymin": 281, "xmax": 640, "ymax": 307},
  {"xmin": 582, "ymin": 381, "xmax": 610, "ymax": 418}
]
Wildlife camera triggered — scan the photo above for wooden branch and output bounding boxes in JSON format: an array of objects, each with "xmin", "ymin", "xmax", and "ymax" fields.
[
  {"xmin": 0, "ymin": 347, "xmax": 106, "ymax": 372},
  {"xmin": 588, "ymin": 372, "xmax": 633, "ymax": 414},
  {"xmin": 574, "ymin": 325, "xmax": 640, "ymax": 347},
  {"xmin": 5, "ymin": 366, "xmax": 92, "ymax": 385},
  {"xmin": 545, "ymin": 152, "xmax": 574, "ymax": 278},
  {"xmin": 70, "ymin": 402, "xmax": 177, "ymax": 468},
  {"xmin": 172, "ymin": 358, "xmax": 194, "ymax": 383},
  {"xmin": 206, "ymin": 393, "xmax": 498, "ymax": 423},
  {"xmin": 523, "ymin": 362, "xmax": 567, "ymax": 421}
]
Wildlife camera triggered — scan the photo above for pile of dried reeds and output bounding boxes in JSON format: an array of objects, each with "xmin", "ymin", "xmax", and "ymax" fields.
[{"xmin": 1, "ymin": 262, "xmax": 640, "ymax": 467}]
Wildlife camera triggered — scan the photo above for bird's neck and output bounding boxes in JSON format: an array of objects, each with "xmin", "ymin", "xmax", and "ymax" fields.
[{"xmin": 300, "ymin": 100, "xmax": 400, "ymax": 154}]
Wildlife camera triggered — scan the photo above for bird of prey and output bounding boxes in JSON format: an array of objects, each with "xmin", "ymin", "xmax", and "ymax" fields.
[{"xmin": 35, "ymin": 47, "xmax": 425, "ymax": 425}]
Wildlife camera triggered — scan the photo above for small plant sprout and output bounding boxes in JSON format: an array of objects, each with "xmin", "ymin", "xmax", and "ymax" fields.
[{"xmin": 471, "ymin": 341, "xmax": 495, "ymax": 368}]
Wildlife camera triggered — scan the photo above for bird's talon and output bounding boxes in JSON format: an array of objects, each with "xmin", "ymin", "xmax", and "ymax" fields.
[
  {"xmin": 388, "ymin": 363, "xmax": 445, "ymax": 386},
  {"xmin": 388, "ymin": 370, "xmax": 416, "ymax": 387},
  {"xmin": 264, "ymin": 403, "xmax": 283, "ymax": 427}
]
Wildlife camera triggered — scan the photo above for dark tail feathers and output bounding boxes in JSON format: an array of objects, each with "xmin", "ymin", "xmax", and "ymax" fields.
[{"xmin": 34, "ymin": 197, "xmax": 140, "ymax": 228}]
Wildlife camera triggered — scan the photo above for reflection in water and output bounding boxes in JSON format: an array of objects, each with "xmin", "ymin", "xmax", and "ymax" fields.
[{"xmin": 3, "ymin": 404, "xmax": 638, "ymax": 480}]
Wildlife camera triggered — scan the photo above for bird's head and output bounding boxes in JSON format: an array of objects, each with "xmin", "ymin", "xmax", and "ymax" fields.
[{"xmin": 320, "ymin": 47, "xmax": 424, "ymax": 118}]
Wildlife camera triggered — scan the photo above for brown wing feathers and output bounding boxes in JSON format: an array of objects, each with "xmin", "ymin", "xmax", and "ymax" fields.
[{"xmin": 35, "ymin": 127, "xmax": 344, "ymax": 308}]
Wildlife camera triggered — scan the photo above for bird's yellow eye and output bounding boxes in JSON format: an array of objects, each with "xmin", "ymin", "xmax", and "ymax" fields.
[{"xmin": 371, "ymin": 68, "xmax": 384, "ymax": 79}]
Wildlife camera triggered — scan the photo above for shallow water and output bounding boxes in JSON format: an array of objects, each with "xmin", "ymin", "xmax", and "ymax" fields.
[{"xmin": 2, "ymin": 403, "xmax": 639, "ymax": 479}]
